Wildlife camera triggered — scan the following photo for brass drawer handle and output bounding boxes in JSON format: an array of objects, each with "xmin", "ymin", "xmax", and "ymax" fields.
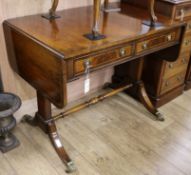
[
  {"xmin": 168, "ymin": 63, "xmax": 174, "ymax": 69},
  {"xmin": 142, "ymin": 43, "xmax": 148, "ymax": 50},
  {"xmin": 119, "ymin": 48, "xmax": 126, "ymax": 57},
  {"xmin": 83, "ymin": 59, "xmax": 92, "ymax": 73},
  {"xmin": 167, "ymin": 34, "xmax": 172, "ymax": 41}
]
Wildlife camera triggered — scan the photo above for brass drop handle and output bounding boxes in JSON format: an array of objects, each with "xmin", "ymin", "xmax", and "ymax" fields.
[
  {"xmin": 119, "ymin": 48, "xmax": 126, "ymax": 57},
  {"xmin": 168, "ymin": 63, "xmax": 174, "ymax": 69},
  {"xmin": 142, "ymin": 43, "xmax": 148, "ymax": 50},
  {"xmin": 167, "ymin": 34, "xmax": 172, "ymax": 41},
  {"xmin": 84, "ymin": 59, "xmax": 92, "ymax": 74}
]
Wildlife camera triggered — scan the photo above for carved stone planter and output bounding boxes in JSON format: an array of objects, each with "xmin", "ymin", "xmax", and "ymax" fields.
[{"xmin": 0, "ymin": 93, "xmax": 21, "ymax": 153}]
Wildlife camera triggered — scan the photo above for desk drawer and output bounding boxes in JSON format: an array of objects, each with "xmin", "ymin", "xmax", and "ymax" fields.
[
  {"xmin": 74, "ymin": 44, "xmax": 133, "ymax": 75},
  {"xmin": 163, "ymin": 53, "xmax": 190, "ymax": 79},
  {"xmin": 160, "ymin": 72, "xmax": 186, "ymax": 95},
  {"xmin": 136, "ymin": 29, "xmax": 180, "ymax": 54}
]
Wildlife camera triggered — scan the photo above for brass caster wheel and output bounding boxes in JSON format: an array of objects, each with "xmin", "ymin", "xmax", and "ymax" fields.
[
  {"xmin": 154, "ymin": 112, "xmax": 165, "ymax": 122},
  {"xmin": 65, "ymin": 161, "xmax": 77, "ymax": 173}
]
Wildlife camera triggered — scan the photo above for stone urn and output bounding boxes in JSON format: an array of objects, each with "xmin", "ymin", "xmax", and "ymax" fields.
[{"xmin": 0, "ymin": 93, "xmax": 21, "ymax": 153}]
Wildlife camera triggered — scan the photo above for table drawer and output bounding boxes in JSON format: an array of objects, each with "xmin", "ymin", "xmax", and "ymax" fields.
[
  {"xmin": 175, "ymin": 4, "xmax": 191, "ymax": 20},
  {"xmin": 136, "ymin": 29, "xmax": 180, "ymax": 54},
  {"xmin": 74, "ymin": 44, "xmax": 133, "ymax": 75},
  {"xmin": 160, "ymin": 72, "xmax": 186, "ymax": 95},
  {"xmin": 163, "ymin": 53, "xmax": 190, "ymax": 79}
]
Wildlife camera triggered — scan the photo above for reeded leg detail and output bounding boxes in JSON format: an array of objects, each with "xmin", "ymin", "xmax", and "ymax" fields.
[
  {"xmin": 138, "ymin": 82, "xmax": 165, "ymax": 121},
  {"xmin": 47, "ymin": 121, "xmax": 77, "ymax": 173}
]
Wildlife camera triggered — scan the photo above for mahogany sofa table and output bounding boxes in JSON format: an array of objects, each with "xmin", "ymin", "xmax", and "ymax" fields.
[{"xmin": 3, "ymin": 4, "xmax": 185, "ymax": 172}]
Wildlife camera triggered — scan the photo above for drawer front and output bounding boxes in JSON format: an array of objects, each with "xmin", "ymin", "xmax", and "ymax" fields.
[
  {"xmin": 163, "ymin": 53, "xmax": 190, "ymax": 79},
  {"xmin": 160, "ymin": 72, "xmax": 186, "ymax": 95},
  {"xmin": 175, "ymin": 4, "xmax": 191, "ymax": 20},
  {"xmin": 74, "ymin": 44, "xmax": 133, "ymax": 75},
  {"xmin": 136, "ymin": 29, "xmax": 180, "ymax": 54}
]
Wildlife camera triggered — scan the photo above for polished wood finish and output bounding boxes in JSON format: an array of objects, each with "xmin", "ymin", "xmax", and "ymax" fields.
[
  {"xmin": 50, "ymin": 84, "xmax": 133, "ymax": 123},
  {"xmin": 0, "ymin": 0, "xmax": 113, "ymax": 102},
  {"xmin": 122, "ymin": 0, "xmax": 191, "ymax": 106},
  {"xmin": 136, "ymin": 29, "xmax": 180, "ymax": 53},
  {"xmin": 36, "ymin": 91, "xmax": 76, "ymax": 173},
  {"xmin": 3, "ymin": 24, "xmax": 67, "ymax": 108},
  {"xmin": 74, "ymin": 44, "xmax": 133, "ymax": 75},
  {"xmin": 3, "ymin": 3, "xmax": 185, "ymax": 171}
]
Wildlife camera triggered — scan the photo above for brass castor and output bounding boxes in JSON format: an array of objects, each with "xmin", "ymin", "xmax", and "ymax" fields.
[
  {"xmin": 154, "ymin": 112, "xmax": 165, "ymax": 121},
  {"xmin": 65, "ymin": 161, "xmax": 77, "ymax": 173}
]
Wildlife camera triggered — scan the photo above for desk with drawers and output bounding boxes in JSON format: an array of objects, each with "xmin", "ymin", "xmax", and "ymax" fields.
[
  {"xmin": 122, "ymin": 0, "xmax": 191, "ymax": 107},
  {"xmin": 3, "ymin": 3, "xmax": 185, "ymax": 172}
]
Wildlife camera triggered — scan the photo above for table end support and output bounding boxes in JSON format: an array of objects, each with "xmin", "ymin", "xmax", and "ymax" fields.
[
  {"xmin": 22, "ymin": 92, "xmax": 76, "ymax": 173},
  {"xmin": 138, "ymin": 82, "xmax": 165, "ymax": 121}
]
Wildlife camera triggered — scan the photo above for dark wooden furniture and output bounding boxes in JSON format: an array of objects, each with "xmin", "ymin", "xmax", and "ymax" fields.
[
  {"xmin": 3, "ymin": 3, "xmax": 185, "ymax": 172},
  {"xmin": 122, "ymin": 0, "xmax": 191, "ymax": 107}
]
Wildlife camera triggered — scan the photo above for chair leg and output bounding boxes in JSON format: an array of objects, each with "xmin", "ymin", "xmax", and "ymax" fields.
[{"xmin": 138, "ymin": 81, "xmax": 165, "ymax": 121}]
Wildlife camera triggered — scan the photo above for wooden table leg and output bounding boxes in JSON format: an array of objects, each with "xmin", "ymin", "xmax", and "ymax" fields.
[
  {"xmin": 22, "ymin": 91, "xmax": 76, "ymax": 173},
  {"xmin": 112, "ymin": 58, "xmax": 164, "ymax": 121},
  {"xmin": 138, "ymin": 81, "xmax": 164, "ymax": 121}
]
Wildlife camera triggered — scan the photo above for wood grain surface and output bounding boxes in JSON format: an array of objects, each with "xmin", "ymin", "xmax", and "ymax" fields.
[{"xmin": 0, "ymin": 0, "xmax": 118, "ymax": 101}]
